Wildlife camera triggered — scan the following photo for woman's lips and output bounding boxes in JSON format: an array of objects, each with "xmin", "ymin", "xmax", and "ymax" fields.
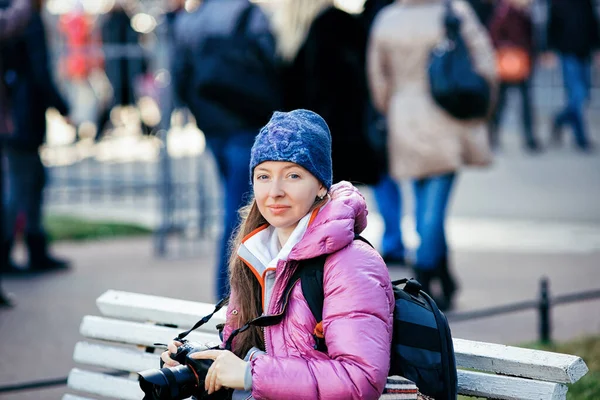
[{"xmin": 268, "ymin": 205, "xmax": 290, "ymax": 215}]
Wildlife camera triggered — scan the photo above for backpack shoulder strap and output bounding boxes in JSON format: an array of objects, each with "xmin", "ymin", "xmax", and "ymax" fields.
[
  {"xmin": 233, "ymin": 4, "xmax": 254, "ymax": 38},
  {"xmin": 300, "ymin": 255, "xmax": 328, "ymax": 324}
]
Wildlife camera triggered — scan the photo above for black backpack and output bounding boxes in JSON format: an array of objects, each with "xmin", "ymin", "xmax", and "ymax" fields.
[
  {"xmin": 192, "ymin": 3, "xmax": 282, "ymax": 127},
  {"xmin": 292, "ymin": 236, "xmax": 458, "ymax": 399},
  {"xmin": 428, "ymin": 0, "xmax": 491, "ymax": 120}
]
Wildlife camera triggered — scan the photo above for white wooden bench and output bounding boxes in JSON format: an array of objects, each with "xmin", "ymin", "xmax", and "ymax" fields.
[{"xmin": 64, "ymin": 290, "xmax": 589, "ymax": 400}]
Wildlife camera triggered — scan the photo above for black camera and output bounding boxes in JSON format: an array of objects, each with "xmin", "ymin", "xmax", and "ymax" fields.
[{"xmin": 138, "ymin": 340, "xmax": 229, "ymax": 400}]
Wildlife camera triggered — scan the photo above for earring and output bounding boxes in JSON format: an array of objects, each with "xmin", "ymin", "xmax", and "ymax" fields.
[{"xmin": 317, "ymin": 193, "xmax": 326, "ymax": 201}]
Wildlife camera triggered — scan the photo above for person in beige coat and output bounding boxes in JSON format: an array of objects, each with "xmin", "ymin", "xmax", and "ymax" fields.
[{"xmin": 368, "ymin": 0, "xmax": 497, "ymax": 309}]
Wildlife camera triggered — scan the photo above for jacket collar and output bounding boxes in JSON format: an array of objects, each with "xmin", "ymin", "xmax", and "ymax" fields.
[
  {"xmin": 238, "ymin": 206, "xmax": 323, "ymax": 272},
  {"xmin": 236, "ymin": 206, "xmax": 323, "ymax": 311}
]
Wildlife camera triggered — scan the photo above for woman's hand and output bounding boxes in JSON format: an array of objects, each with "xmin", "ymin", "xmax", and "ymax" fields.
[
  {"xmin": 160, "ymin": 341, "xmax": 183, "ymax": 367},
  {"xmin": 190, "ymin": 350, "xmax": 248, "ymax": 394}
]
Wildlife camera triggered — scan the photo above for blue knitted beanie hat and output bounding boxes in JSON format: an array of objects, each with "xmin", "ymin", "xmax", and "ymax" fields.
[{"xmin": 250, "ymin": 109, "xmax": 333, "ymax": 189}]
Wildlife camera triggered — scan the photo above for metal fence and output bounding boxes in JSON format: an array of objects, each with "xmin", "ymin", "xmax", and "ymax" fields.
[{"xmin": 446, "ymin": 278, "xmax": 600, "ymax": 343}]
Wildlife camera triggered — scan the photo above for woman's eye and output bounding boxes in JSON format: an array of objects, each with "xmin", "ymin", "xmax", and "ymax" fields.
[
  {"xmin": 256, "ymin": 174, "xmax": 269, "ymax": 181},
  {"xmin": 288, "ymin": 173, "xmax": 300, "ymax": 179}
]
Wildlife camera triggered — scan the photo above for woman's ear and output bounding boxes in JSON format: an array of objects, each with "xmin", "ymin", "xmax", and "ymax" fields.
[{"xmin": 317, "ymin": 187, "xmax": 327, "ymax": 200}]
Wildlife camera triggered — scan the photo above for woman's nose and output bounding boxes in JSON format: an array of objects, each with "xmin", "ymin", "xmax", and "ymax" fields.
[{"xmin": 268, "ymin": 180, "xmax": 285, "ymax": 197}]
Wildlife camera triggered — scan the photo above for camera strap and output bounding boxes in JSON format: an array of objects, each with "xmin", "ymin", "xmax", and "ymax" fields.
[
  {"xmin": 176, "ymin": 259, "xmax": 325, "ymax": 351},
  {"xmin": 176, "ymin": 297, "xmax": 230, "ymax": 341}
]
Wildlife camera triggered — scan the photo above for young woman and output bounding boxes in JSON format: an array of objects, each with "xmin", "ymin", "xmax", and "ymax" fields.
[{"xmin": 162, "ymin": 109, "xmax": 395, "ymax": 399}]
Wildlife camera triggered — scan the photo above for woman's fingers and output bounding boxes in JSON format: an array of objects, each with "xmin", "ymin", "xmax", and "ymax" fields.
[
  {"xmin": 160, "ymin": 350, "xmax": 180, "ymax": 367},
  {"xmin": 167, "ymin": 341, "xmax": 182, "ymax": 355},
  {"xmin": 205, "ymin": 363, "xmax": 219, "ymax": 394},
  {"xmin": 189, "ymin": 349, "xmax": 220, "ymax": 360}
]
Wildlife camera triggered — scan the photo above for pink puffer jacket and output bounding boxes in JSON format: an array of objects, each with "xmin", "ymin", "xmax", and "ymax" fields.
[{"xmin": 223, "ymin": 182, "xmax": 395, "ymax": 400}]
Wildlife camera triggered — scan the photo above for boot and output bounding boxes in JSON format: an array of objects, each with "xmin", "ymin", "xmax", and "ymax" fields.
[
  {"xmin": 413, "ymin": 267, "xmax": 434, "ymax": 297},
  {"xmin": 438, "ymin": 256, "xmax": 458, "ymax": 311},
  {"xmin": 550, "ymin": 119, "xmax": 563, "ymax": 147},
  {"xmin": 0, "ymin": 289, "xmax": 15, "ymax": 308},
  {"xmin": 26, "ymin": 233, "xmax": 70, "ymax": 271},
  {"xmin": 414, "ymin": 266, "xmax": 451, "ymax": 311},
  {"xmin": 1, "ymin": 237, "xmax": 25, "ymax": 274}
]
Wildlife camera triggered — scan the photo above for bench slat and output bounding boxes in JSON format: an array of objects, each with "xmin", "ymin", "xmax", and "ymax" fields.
[
  {"xmin": 67, "ymin": 368, "xmax": 142, "ymax": 400},
  {"xmin": 66, "ymin": 367, "xmax": 566, "ymax": 400},
  {"xmin": 97, "ymin": 290, "xmax": 225, "ymax": 332},
  {"xmin": 80, "ymin": 316, "xmax": 221, "ymax": 347},
  {"xmin": 62, "ymin": 394, "xmax": 97, "ymax": 400},
  {"xmin": 454, "ymin": 338, "xmax": 588, "ymax": 384},
  {"xmin": 95, "ymin": 290, "xmax": 589, "ymax": 384},
  {"xmin": 74, "ymin": 341, "xmax": 159, "ymax": 372},
  {"xmin": 457, "ymin": 370, "xmax": 568, "ymax": 400}
]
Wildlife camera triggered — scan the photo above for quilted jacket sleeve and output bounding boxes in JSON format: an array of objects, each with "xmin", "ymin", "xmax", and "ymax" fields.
[{"xmin": 250, "ymin": 242, "xmax": 395, "ymax": 400}]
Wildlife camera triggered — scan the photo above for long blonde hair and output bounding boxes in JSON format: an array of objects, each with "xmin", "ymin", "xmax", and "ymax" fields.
[
  {"xmin": 227, "ymin": 200, "xmax": 267, "ymax": 358},
  {"xmin": 271, "ymin": 0, "xmax": 335, "ymax": 61},
  {"xmin": 228, "ymin": 196, "xmax": 328, "ymax": 358}
]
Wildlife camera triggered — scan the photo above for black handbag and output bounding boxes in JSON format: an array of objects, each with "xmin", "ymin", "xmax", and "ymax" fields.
[
  {"xmin": 428, "ymin": 0, "xmax": 491, "ymax": 120},
  {"xmin": 194, "ymin": 5, "xmax": 282, "ymax": 126}
]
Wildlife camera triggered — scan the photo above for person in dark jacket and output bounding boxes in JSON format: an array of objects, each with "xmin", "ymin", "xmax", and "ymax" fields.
[
  {"xmin": 274, "ymin": 1, "xmax": 384, "ymax": 188},
  {"xmin": 488, "ymin": 0, "xmax": 541, "ymax": 151},
  {"xmin": 0, "ymin": 0, "xmax": 32, "ymax": 307},
  {"xmin": 171, "ymin": 0, "xmax": 281, "ymax": 300},
  {"xmin": 272, "ymin": 0, "xmax": 396, "ymax": 259},
  {"xmin": 274, "ymin": 1, "xmax": 403, "ymax": 264},
  {"xmin": 2, "ymin": 0, "xmax": 71, "ymax": 274},
  {"xmin": 548, "ymin": 0, "xmax": 599, "ymax": 151},
  {"xmin": 0, "ymin": 0, "xmax": 32, "ymax": 138},
  {"xmin": 95, "ymin": 2, "xmax": 146, "ymax": 139}
]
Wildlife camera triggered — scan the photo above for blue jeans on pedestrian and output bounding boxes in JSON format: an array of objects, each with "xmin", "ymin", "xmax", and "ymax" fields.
[
  {"xmin": 207, "ymin": 132, "xmax": 255, "ymax": 300},
  {"xmin": 373, "ymin": 174, "xmax": 405, "ymax": 260},
  {"xmin": 4, "ymin": 148, "xmax": 46, "ymax": 236},
  {"xmin": 555, "ymin": 54, "xmax": 591, "ymax": 148},
  {"xmin": 413, "ymin": 173, "xmax": 455, "ymax": 270}
]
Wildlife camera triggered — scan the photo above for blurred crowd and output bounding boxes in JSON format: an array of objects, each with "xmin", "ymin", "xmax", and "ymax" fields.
[{"xmin": 1, "ymin": 0, "xmax": 599, "ymax": 308}]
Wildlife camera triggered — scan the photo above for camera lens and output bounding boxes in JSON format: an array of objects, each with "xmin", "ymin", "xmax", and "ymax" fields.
[{"xmin": 138, "ymin": 365, "xmax": 198, "ymax": 400}]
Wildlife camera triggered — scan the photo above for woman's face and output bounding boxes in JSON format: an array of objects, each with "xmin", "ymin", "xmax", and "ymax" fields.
[{"xmin": 253, "ymin": 161, "xmax": 325, "ymax": 237}]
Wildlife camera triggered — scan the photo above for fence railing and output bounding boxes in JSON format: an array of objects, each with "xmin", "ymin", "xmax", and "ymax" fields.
[{"xmin": 446, "ymin": 277, "xmax": 600, "ymax": 343}]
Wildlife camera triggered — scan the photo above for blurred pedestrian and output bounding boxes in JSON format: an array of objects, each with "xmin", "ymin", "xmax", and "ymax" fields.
[
  {"xmin": 271, "ymin": 0, "xmax": 396, "ymax": 258},
  {"xmin": 0, "ymin": 0, "xmax": 33, "ymax": 307},
  {"xmin": 368, "ymin": 0, "xmax": 496, "ymax": 310},
  {"xmin": 171, "ymin": 0, "xmax": 282, "ymax": 300},
  {"xmin": 488, "ymin": 0, "xmax": 540, "ymax": 152},
  {"xmin": 1, "ymin": 0, "xmax": 71, "ymax": 274},
  {"xmin": 96, "ymin": 0, "xmax": 147, "ymax": 139},
  {"xmin": 547, "ymin": 0, "xmax": 599, "ymax": 152},
  {"xmin": 273, "ymin": 0, "xmax": 384, "ymax": 187}
]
